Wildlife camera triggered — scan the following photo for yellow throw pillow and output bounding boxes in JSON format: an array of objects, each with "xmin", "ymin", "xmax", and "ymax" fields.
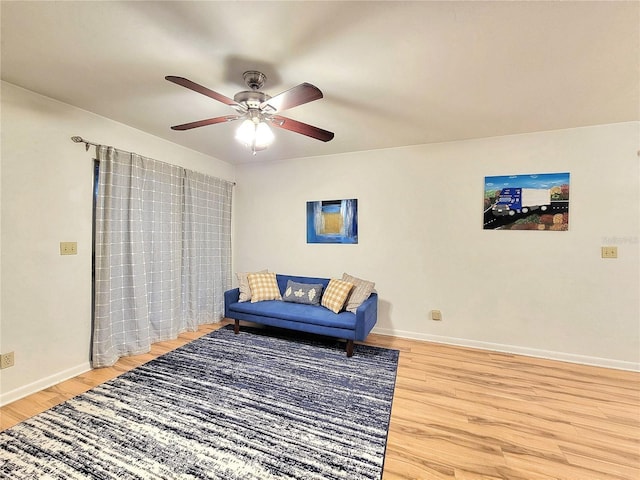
[
  {"xmin": 248, "ymin": 272, "xmax": 282, "ymax": 302},
  {"xmin": 237, "ymin": 269, "xmax": 268, "ymax": 302},
  {"xmin": 321, "ymin": 279, "xmax": 354, "ymax": 313}
]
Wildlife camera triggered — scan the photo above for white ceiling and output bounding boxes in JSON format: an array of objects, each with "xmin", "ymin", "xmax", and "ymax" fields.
[{"xmin": 2, "ymin": 1, "xmax": 638, "ymax": 164}]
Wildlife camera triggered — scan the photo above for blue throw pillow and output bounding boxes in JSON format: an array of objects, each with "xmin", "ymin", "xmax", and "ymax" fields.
[{"xmin": 282, "ymin": 280, "xmax": 323, "ymax": 305}]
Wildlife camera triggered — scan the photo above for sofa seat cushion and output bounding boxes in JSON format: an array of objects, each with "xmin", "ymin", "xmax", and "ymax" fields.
[{"xmin": 229, "ymin": 300, "xmax": 356, "ymax": 330}]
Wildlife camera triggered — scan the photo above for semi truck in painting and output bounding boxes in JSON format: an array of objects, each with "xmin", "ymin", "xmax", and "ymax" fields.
[{"xmin": 491, "ymin": 188, "xmax": 551, "ymax": 216}]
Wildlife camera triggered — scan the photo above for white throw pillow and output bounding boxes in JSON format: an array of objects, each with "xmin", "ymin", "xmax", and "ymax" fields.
[{"xmin": 342, "ymin": 273, "xmax": 375, "ymax": 313}]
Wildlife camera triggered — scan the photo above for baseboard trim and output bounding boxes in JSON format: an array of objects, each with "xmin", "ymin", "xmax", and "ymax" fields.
[
  {"xmin": 371, "ymin": 327, "xmax": 640, "ymax": 372},
  {"xmin": 2, "ymin": 330, "xmax": 637, "ymax": 407},
  {"xmin": 0, "ymin": 362, "xmax": 92, "ymax": 407}
]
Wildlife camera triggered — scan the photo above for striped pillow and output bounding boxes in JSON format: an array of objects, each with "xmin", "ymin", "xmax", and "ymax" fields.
[
  {"xmin": 248, "ymin": 272, "xmax": 282, "ymax": 302},
  {"xmin": 342, "ymin": 273, "xmax": 375, "ymax": 313},
  {"xmin": 321, "ymin": 279, "xmax": 354, "ymax": 313}
]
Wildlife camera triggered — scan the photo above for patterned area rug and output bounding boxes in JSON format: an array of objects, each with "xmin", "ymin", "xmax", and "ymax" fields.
[{"xmin": 0, "ymin": 325, "xmax": 399, "ymax": 479}]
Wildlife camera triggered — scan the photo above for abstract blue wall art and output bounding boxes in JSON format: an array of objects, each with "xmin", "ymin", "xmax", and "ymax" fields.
[{"xmin": 307, "ymin": 199, "xmax": 358, "ymax": 244}]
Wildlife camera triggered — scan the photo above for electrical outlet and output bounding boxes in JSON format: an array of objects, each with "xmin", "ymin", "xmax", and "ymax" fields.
[
  {"xmin": 60, "ymin": 241, "xmax": 77, "ymax": 255},
  {"xmin": 431, "ymin": 310, "xmax": 442, "ymax": 321},
  {"xmin": 601, "ymin": 246, "xmax": 618, "ymax": 259},
  {"xmin": 0, "ymin": 352, "xmax": 15, "ymax": 369}
]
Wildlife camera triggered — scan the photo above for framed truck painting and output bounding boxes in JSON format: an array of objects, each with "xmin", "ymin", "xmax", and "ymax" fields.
[
  {"xmin": 307, "ymin": 199, "xmax": 358, "ymax": 243},
  {"xmin": 483, "ymin": 172, "xmax": 570, "ymax": 230}
]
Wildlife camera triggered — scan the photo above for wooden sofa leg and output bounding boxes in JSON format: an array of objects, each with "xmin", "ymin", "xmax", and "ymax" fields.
[
  {"xmin": 346, "ymin": 340, "xmax": 354, "ymax": 357},
  {"xmin": 234, "ymin": 319, "xmax": 240, "ymax": 334}
]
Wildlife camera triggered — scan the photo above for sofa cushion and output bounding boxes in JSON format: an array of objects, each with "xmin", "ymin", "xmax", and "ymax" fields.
[
  {"xmin": 342, "ymin": 273, "xmax": 376, "ymax": 313},
  {"xmin": 228, "ymin": 300, "xmax": 356, "ymax": 330},
  {"xmin": 276, "ymin": 274, "xmax": 330, "ymax": 295},
  {"xmin": 321, "ymin": 279, "xmax": 354, "ymax": 313},
  {"xmin": 283, "ymin": 280, "xmax": 323, "ymax": 305},
  {"xmin": 237, "ymin": 269, "xmax": 267, "ymax": 302},
  {"xmin": 248, "ymin": 272, "xmax": 282, "ymax": 302}
]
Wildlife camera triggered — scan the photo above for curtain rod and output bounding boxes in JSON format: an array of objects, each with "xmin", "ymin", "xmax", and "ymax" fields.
[
  {"xmin": 71, "ymin": 136, "xmax": 236, "ymax": 185},
  {"xmin": 72, "ymin": 136, "xmax": 144, "ymax": 158},
  {"xmin": 71, "ymin": 135, "xmax": 99, "ymax": 151}
]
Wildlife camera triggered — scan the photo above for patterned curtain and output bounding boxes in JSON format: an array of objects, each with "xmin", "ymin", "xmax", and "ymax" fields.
[
  {"xmin": 182, "ymin": 170, "xmax": 233, "ymax": 329},
  {"xmin": 92, "ymin": 146, "xmax": 232, "ymax": 367}
]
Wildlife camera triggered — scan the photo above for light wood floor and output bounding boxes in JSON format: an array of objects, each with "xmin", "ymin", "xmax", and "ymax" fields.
[{"xmin": 2, "ymin": 321, "xmax": 639, "ymax": 480}]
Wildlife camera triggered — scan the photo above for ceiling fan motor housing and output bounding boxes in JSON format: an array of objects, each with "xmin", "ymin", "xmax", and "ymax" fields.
[
  {"xmin": 234, "ymin": 90, "xmax": 271, "ymax": 109},
  {"xmin": 242, "ymin": 70, "xmax": 267, "ymax": 90}
]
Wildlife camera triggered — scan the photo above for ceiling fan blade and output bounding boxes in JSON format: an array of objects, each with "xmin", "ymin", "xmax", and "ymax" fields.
[
  {"xmin": 261, "ymin": 83, "xmax": 323, "ymax": 112},
  {"xmin": 271, "ymin": 115, "xmax": 334, "ymax": 142},
  {"xmin": 166, "ymin": 76, "xmax": 241, "ymax": 108},
  {"xmin": 171, "ymin": 115, "xmax": 241, "ymax": 131}
]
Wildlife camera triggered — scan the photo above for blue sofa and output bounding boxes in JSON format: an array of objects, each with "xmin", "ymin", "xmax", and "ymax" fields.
[{"xmin": 224, "ymin": 274, "xmax": 378, "ymax": 356}]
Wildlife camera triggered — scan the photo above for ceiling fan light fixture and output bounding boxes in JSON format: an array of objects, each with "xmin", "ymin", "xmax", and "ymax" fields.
[
  {"xmin": 255, "ymin": 121, "xmax": 274, "ymax": 148},
  {"xmin": 235, "ymin": 118, "xmax": 256, "ymax": 145},
  {"xmin": 235, "ymin": 117, "xmax": 274, "ymax": 153}
]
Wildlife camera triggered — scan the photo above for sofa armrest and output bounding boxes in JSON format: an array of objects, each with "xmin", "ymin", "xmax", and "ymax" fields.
[
  {"xmin": 354, "ymin": 292, "xmax": 378, "ymax": 341},
  {"xmin": 224, "ymin": 288, "xmax": 240, "ymax": 318}
]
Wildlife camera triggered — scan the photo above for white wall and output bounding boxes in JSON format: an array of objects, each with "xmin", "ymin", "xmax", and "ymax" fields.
[
  {"xmin": 1, "ymin": 82, "xmax": 637, "ymax": 409},
  {"xmin": 234, "ymin": 122, "xmax": 640, "ymax": 370},
  {"xmin": 0, "ymin": 82, "xmax": 235, "ymax": 405}
]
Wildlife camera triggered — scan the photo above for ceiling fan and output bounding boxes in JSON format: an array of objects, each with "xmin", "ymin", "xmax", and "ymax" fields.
[{"xmin": 166, "ymin": 71, "xmax": 334, "ymax": 154}]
